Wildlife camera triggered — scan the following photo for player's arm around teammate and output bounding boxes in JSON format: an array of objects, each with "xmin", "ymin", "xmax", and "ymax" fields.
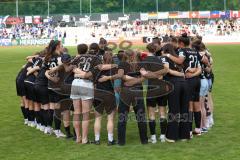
[
  {"xmin": 139, "ymin": 43, "xmax": 169, "ymax": 143},
  {"xmin": 116, "ymin": 50, "xmax": 148, "ymax": 146},
  {"xmin": 70, "ymin": 43, "xmax": 102, "ymax": 144}
]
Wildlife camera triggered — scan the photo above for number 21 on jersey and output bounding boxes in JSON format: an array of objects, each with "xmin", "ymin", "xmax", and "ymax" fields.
[{"xmin": 189, "ymin": 55, "xmax": 198, "ymax": 68}]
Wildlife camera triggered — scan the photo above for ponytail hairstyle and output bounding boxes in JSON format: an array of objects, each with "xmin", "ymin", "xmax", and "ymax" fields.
[
  {"xmin": 178, "ymin": 33, "xmax": 190, "ymax": 47},
  {"xmin": 125, "ymin": 49, "xmax": 138, "ymax": 72},
  {"xmin": 191, "ymin": 39, "xmax": 202, "ymax": 52},
  {"xmin": 44, "ymin": 40, "xmax": 61, "ymax": 62},
  {"xmin": 38, "ymin": 49, "xmax": 48, "ymax": 57},
  {"xmin": 161, "ymin": 43, "xmax": 178, "ymax": 57}
]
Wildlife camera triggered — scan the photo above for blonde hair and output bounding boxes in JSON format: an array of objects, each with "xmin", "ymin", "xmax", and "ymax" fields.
[{"xmin": 125, "ymin": 49, "xmax": 138, "ymax": 72}]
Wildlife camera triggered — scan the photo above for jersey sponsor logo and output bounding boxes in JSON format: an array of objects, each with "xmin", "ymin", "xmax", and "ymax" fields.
[{"xmin": 179, "ymin": 51, "xmax": 185, "ymax": 57}]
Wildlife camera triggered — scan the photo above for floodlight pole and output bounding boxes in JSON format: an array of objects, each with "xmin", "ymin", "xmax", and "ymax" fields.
[
  {"xmin": 224, "ymin": 0, "xmax": 227, "ymax": 11},
  {"xmin": 123, "ymin": 0, "xmax": 125, "ymax": 15},
  {"xmin": 80, "ymin": 0, "xmax": 82, "ymax": 15},
  {"xmin": 16, "ymin": 0, "xmax": 19, "ymax": 17},
  {"xmin": 156, "ymin": 0, "xmax": 158, "ymax": 23},
  {"xmin": 190, "ymin": 0, "xmax": 192, "ymax": 24},
  {"xmin": 47, "ymin": 0, "xmax": 50, "ymax": 17},
  {"xmin": 90, "ymin": 0, "xmax": 92, "ymax": 16}
]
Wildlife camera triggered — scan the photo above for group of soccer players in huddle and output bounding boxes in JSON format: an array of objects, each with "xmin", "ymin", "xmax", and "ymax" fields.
[{"xmin": 16, "ymin": 33, "xmax": 214, "ymax": 146}]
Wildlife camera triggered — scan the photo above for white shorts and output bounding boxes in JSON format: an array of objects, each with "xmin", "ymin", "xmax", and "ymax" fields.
[
  {"xmin": 200, "ymin": 78, "xmax": 209, "ymax": 97},
  {"xmin": 70, "ymin": 78, "xmax": 94, "ymax": 100}
]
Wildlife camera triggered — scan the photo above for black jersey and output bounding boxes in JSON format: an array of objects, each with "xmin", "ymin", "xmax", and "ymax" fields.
[
  {"xmin": 178, "ymin": 48, "xmax": 202, "ymax": 72},
  {"xmin": 141, "ymin": 56, "xmax": 164, "ymax": 85},
  {"xmin": 36, "ymin": 54, "xmax": 61, "ymax": 86},
  {"xmin": 94, "ymin": 67, "xmax": 118, "ymax": 92},
  {"xmin": 16, "ymin": 62, "xmax": 32, "ymax": 81},
  {"xmin": 118, "ymin": 61, "xmax": 142, "ymax": 87},
  {"xmin": 97, "ymin": 48, "xmax": 105, "ymax": 61},
  {"xmin": 47, "ymin": 54, "xmax": 61, "ymax": 88},
  {"xmin": 159, "ymin": 55, "xmax": 185, "ymax": 81},
  {"xmin": 47, "ymin": 54, "xmax": 61, "ymax": 72},
  {"xmin": 155, "ymin": 50, "xmax": 162, "ymax": 57},
  {"xmin": 35, "ymin": 62, "xmax": 49, "ymax": 86},
  {"xmin": 24, "ymin": 57, "xmax": 43, "ymax": 83},
  {"xmin": 47, "ymin": 65, "xmax": 73, "ymax": 94},
  {"xmin": 71, "ymin": 54, "xmax": 102, "ymax": 80}
]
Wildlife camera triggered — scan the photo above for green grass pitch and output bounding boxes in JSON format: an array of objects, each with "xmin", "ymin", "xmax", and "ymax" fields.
[{"xmin": 0, "ymin": 45, "xmax": 239, "ymax": 160}]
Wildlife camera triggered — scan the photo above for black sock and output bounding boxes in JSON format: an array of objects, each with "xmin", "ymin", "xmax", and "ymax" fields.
[
  {"xmin": 43, "ymin": 110, "xmax": 50, "ymax": 127},
  {"xmin": 160, "ymin": 118, "xmax": 167, "ymax": 135},
  {"xmin": 49, "ymin": 109, "xmax": 54, "ymax": 127},
  {"xmin": 35, "ymin": 111, "xmax": 41, "ymax": 124},
  {"xmin": 32, "ymin": 110, "xmax": 35, "ymax": 122},
  {"xmin": 40, "ymin": 109, "xmax": 44, "ymax": 125},
  {"xmin": 54, "ymin": 109, "xmax": 61, "ymax": 130},
  {"xmin": 29, "ymin": 110, "xmax": 34, "ymax": 121},
  {"xmin": 149, "ymin": 120, "xmax": 156, "ymax": 135},
  {"xmin": 21, "ymin": 106, "xmax": 27, "ymax": 119},
  {"xmin": 194, "ymin": 112, "xmax": 202, "ymax": 129},
  {"xmin": 64, "ymin": 126, "xmax": 71, "ymax": 135},
  {"xmin": 189, "ymin": 112, "xmax": 193, "ymax": 132},
  {"xmin": 26, "ymin": 108, "xmax": 30, "ymax": 121}
]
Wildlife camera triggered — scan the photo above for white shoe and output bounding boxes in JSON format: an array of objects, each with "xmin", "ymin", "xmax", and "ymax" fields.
[
  {"xmin": 44, "ymin": 127, "xmax": 53, "ymax": 135},
  {"xmin": 190, "ymin": 131, "xmax": 193, "ymax": 139},
  {"xmin": 24, "ymin": 119, "xmax": 28, "ymax": 125},
  {"xmin": 159, "ymin": 135, "xmax": 166, "ymax": 142},
  {"xmin": 36, "ymin": 124, "xmax": 41, "ymax": 130},
  {"xmin": 30, "ymin": 121, "xmax": 36, "ymax": 128},
  {"xmin": 40, "ymin": 125, "xmax": 45, "ymax": 132},
  {"xmin": 27, "ymin": 121, "xmax": 32, "ymax": 127},
  {"xmin": 53, "ymin": 130, "xmax": 58, "ymax": 136},
  {"xmin": 148, "ymin": 135, "xmax": 157, "ymax": 144},
  {"xmin": 55, "ymin": 130, "xmax": 66, "ymax": 138},
  {"xmin": 165, "ymin": 138, "xmax": 176, "ymax": 143}
]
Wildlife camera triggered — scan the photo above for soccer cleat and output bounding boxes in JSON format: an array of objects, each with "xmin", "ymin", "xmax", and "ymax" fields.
[
  {"xmin": 159, "ymin": 135, "xmax": 166, "ymax": 142},
  {"xmin": 27, "ymin": 121, "xmax": 32, "ymax": 127},
  {"xmin": 107, "ymin": 140, "xmax": 116, "ymax": 146},
  {"xmin": 190, "ymin": 131, "xmax": 193, "ymax": 139},
  {"xmin": 148, "ymin": 135, "xmax": 157, "ymax": 144},
  {"xmin": 165, "ymin": 138, "xmax": 176, "ymax": 143},
  {"xmin": 36, "ymin": 124, "xmax": 41, "ymax": 130},
  {"xmin": 44, "ymin": 127, "xmax": 53, "ymax": 135},
  {"xmin": 181, "ymin": 139, "xmax": 189, "ymax": 142},
  {"xmin": 53, "ymin": 130, "xmax": 58, "ymax": 136},
  {"xmin": 201, "ymin": 128, "xmax": 208, "ymax": 133},
  {"xmin": 24, "ymin": 119, "xmax": 28, "ymax": 125},
  {"xmin": 30, "ymin": 121, "xmax": 36, "ymax": 128},
  {"xmin": 40, "ymin": 125, "xmax": 45, "ymax": 132},
  {"xmin": 92, "ymin": 140, "xmax": 100, "ymax": 145},
  {"xmin": 55, "ymin": 130, "xmax": 66, "ymax": 138}
]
